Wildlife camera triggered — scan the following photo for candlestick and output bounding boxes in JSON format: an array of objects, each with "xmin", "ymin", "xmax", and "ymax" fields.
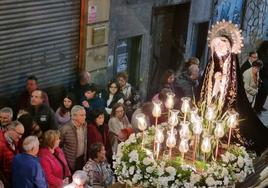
[
  {"xmin": 190, "ymin": 107, "xmax": 198, "ymax": 123},
  {"xmin": 179, "ymin": 121, "xmax": 191, "ymax": 140},
  {"xmin": 165, "ymin": 92, "xmax": 175, "ymax": 110},
  {"xmin": 152, "ymin": 100, "xmax": 162, "ymax": 126},
  {"xmin": 166, "ymin": 130, "xmax": 177, "ymax": 158},
  {"xmin": 201, "ymin": 136, "xmax": 211, "ymax": 161},
  {"xmin": 168, "ymin": 109, "xmax": 179, "ymax": 133},
  {"xmin": 179, "ymin": 139, "xmax": 189, "ymax": 163},
  {"xmin": 181, "ymin": 97, "xmax": 191, "ymax": 123},
  {"xmin": 205, "ymin": 104, "xmax": 216, "ymax": 132},
  {"xmin": 192, "ymin": 118, "xmax": 203, "ymax": 162},
  {"xmin": 154, "ymin": 126, "xmax": 164, "ymax": 159},
  {"xmin": 214, "ymin": 120, "xmax": 224, "ymax": 159},
  {"xmin": 136, "ymin": 113, "xmax": 147, "ymax": 148},
  {"xmin": 227, "ymin": 110, "xmax": 238, "ymax": 147}
]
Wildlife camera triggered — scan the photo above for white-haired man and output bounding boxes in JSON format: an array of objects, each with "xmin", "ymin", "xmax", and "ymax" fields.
[
  {"xmin": 0, "ymin": 107, "xmax": 13, "ymax": 131},
  {"xmin": 12, "ymin": 136, "xmax": 47, "ymax": 188},
  {"xmin": 64, "ymin": 170, "xmax": 90, "ymax": 188},
  {"xmin": 60, "ymin": 105, "xmax": 87, "ymax": 173}
]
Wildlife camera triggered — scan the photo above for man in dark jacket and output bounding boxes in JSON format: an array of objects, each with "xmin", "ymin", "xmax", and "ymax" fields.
[{"xmin": 28, "ymin": 89, "xmax": 58, "ymax": 133}]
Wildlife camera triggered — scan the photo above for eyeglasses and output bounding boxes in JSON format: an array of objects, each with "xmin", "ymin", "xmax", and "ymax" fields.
[{"xmin": 13, "ymin": 129, "xmax": 23, "ymax": 136}]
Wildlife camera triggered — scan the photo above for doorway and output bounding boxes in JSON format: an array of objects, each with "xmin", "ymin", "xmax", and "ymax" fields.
[
  {"xmin": 148, "ymin": 3, "xmax": 190, "ymax": 99},
  {"xmin": 114, "ymin": 36, "xmax": 142, "ymax": 88}
]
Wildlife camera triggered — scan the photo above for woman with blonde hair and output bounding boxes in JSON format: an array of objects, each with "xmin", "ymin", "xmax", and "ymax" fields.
[{"xmin": 39, "ymin": 130, "xmax": 71, "ymax": 188}]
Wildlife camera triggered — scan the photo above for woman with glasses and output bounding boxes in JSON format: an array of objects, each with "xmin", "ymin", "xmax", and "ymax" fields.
[
  {"xmin": 101, "ymin": 79, "xmax": 124, "ymax": 115},
  {"xmin": 39, "ymin": 130, "xmax": 71, "ymax": 188},
  {"xmin": 108, "ymin": 103, "xmax": 132, "ymax": 154},
  {"xmin": 83, "ymin": 143, "xmax": 113, "ymax": 187}
]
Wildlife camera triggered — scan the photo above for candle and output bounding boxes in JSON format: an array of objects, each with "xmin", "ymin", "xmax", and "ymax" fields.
[
  {"xmin": 154, "ymin": 127, "xmax": 164, "ymax": 159},
  {"xmin": 179, "ymin": 138, "xmax": 189, "ymax": 162},
  {"xmin": 168, "ymin": 109, "xmax": 179, "ymax": 133},
  {"xmin": 165, "ymin": 92, "xmax": 175, "ymax": 110},
  {"xmin": 205, "ymin": 105, "xmax": 216, "ymax": 132},
  {"xmin": 190, "ymin": 107, "xmax": 198, "ymax": 123},
  {"xmin": 201, "ymin": 136, "xmax": 211, "ymax": 161},
  {"xmin": 227, "ymin": 110, "xmax": 238, "ymax": 147},
  {"xmin": 214, "ymin": 120, "xmax": 224, "ymax": 159},
  {"xmin": 179, "ymin": 121, "xmax": 191, "ymax": 140},
  {"xmin": 181, "ymin": 97, "xmax": 191, "ymax": 123},
  {"xmin": 166, "ymin": 130, "xmax": 177, "ymax": 157},
  {"xmin": 205, "ymin": 105, "xmax": 216, "ymax": 121},
  {"xmin": 192, "ymin": 118, "xmax": 203, "ymax": 135},
  {"xmin": 136, "ymin": 113, "xmax": 147, "ymax": 148},
  {"xmin": 152, "ymin": 100, "xmax": 162, "ymax": 126},
  {"xmin": 192, "ymin": 118, "xmax": 203, "ymax": 162}
]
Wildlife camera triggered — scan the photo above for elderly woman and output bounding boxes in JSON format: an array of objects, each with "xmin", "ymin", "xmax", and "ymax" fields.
[
  {"xmin": 83, "ymin": 143, "xmax": 113, "ymax": 187},
  {"xmin": 39, "ymin": 130, "xmax": 71, "ymax": 188},
  {"xmin": 108, "ymin": 103, "xmax": 132, "ymax": 153}
]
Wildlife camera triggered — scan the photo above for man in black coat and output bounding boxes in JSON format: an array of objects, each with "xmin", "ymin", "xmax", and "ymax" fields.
[{"xmin": 28, "ymin": 89, "xmax": 58, "ymax": 133}]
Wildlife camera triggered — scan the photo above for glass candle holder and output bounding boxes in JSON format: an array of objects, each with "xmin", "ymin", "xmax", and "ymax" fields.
[
  {"xmin": 165, "ymin": 92, "xmax": 175, "ymax": 110},
  {"xmin": 179, "ymin": 121, "xmax": 191, "ymax": 140},
  {"xmin": 181, "ymin": 97, "xmax": 191, "ymax": 114}
]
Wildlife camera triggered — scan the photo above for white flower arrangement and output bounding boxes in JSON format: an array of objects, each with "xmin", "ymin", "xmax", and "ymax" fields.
[{"xmin": 114, "ymin": 127, "xmax": 254, "ymax": 188}]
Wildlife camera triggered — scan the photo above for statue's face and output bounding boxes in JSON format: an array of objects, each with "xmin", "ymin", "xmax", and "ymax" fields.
[{"xmin": 211, "ymin": 36, "xmax": 231, "ymax": 57}]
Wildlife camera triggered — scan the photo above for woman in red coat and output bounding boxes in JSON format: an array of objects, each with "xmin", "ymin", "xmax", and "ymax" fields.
[
  {"xmin": 39, "ymin": 130, "xmax": 71, "ymax": 188},
  {"xmin": 87, "ymin": 109, "xmax": 111, "ymax": 162}
]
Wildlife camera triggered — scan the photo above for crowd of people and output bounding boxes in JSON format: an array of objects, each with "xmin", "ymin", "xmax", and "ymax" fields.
[{"xmin": 0, "ymin": 50, "xmax": 267, "ymax": 187}]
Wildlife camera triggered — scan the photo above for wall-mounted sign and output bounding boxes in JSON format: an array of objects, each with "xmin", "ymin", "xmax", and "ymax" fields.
[
  {"xmin": 92, "ymin": 26, "xmax": 106, "ymax": 45},
  {"xmin": 88, "ymin": 5, "xmax": 97, "ymax": 24}
]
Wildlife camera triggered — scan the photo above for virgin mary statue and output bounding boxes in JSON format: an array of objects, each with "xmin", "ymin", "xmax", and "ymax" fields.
[{"xmin": 199, "ymin": 20, "xmax": 268, "ymax": 155}]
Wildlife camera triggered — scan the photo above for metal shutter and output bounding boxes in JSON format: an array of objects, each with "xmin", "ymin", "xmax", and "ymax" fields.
[{"xmin": 0, "ymin": 0, "xmax": 80, "ymax": 96}]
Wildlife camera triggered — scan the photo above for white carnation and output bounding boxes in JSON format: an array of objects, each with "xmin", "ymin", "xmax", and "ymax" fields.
[
  {"xmin": 143, "ymin": 157, "xmax": 152, "ymax": 165},
  {"xmin": 165, "ymin": 166, "xmax": 176, "ymax": 176},
  {"xmin": 190, "ymin": 173, "xmax": 201, "ymax": 184},
  {"xmin": 236, "ymin": 171, "xmax": 246, "ymax": 182},
  {"xmin": 129, "ymin": 166, "xmax": 135, "ymax": 175},
  {"xmin": 205, "ymin": 176, "xmax": 216, "ymax": 186},
  {"xmin": 129, "ymin": 150, "xmax": 139, "ymax": 163},
  {"xmin": 157, "ymin": 166, "xmax": 164, "ymax": 176},
  {"xmin": 146, "ymin": 166, "xmax": 155, "ymax": 173},
  {"xmin": 237, "ymin": 156, "xmax": 244, "ymax": 168}
]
